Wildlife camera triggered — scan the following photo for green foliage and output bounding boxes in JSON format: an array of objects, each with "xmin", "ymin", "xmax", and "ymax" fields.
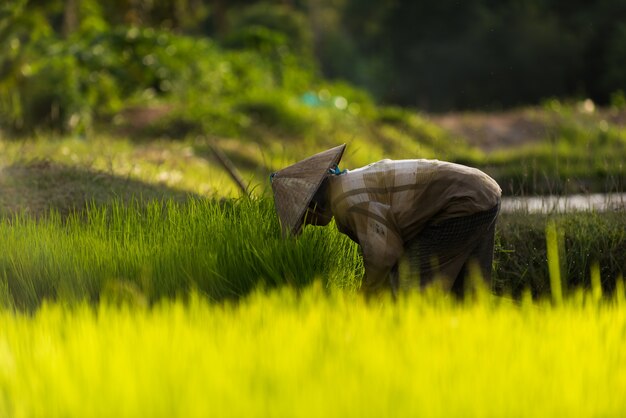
[
  {"xmin": 3, "ymin": 290, "xmax": 626, "ymax": 417},
  {"xmin": 3, "ymin": 2, "xmax": 626, "ymax": 196},
  {"xmin": 0, "ymin": 9, "xmax": 319, "ymax": 135},
  {"xmin": 221, "ymin": 4, "xmax": 318, "ymax": 96},
  {"xmin": 236, "ymin": 93, "xmax": 312, "ymax": 136},
  {"xmin": 15, "ymin": 53, "xmax": 91, "ymax": 132},
  {"xmin": 0, "ymin": 198, "xmax": 362, "ymax": 310},
  {"xmin": 495, "ymin": 212, "xmax": 626, "ymax": 297},
  {"xmin": 483, "ymin": 103, "xmax": 626, "ymax": 194},
  {"xmin": 3, "ymin": 0, "xmax": 626, "ymax": 117},
  {"xmin": 225, "ymin": 2, "xmax": 313, "ymax": 58},
  {"xmin": 2, "ymin": 193, "xmax": 626, "ymax": 310}
]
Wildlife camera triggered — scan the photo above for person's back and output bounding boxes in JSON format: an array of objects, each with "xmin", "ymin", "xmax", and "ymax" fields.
[
  {"xmin": 327, "ymin": 159, "xmax": 501, "ymax": 295},
  {"xmin": 329, "ymin": 159, "xmax": 501, "ymax": 243}
]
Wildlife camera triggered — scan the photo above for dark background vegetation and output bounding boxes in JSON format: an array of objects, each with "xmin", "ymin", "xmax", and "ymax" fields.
[{"xmin": 2, "ymin": 0, "xmax": 626, "ymax": 134}]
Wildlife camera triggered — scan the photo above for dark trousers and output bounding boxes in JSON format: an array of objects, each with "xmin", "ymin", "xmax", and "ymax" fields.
[{"xmin": 391, "ymin": 203, "xmax": 500, "ymax": 296}]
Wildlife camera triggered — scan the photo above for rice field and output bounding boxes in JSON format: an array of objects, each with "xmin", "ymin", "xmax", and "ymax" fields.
[
  {"xmin": 1, "ymin": 288, "xmax": 626, "ymax": 417},
  {"xmin": 1, "ymin": 198, "xmax": 625, "ymax": 416},
  {"xmin": 0, "ymin": 198, "xmax": 362, "ymax": 310}
]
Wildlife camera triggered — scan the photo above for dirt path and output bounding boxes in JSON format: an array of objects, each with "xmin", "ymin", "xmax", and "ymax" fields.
[
  {"xmin": 431, "ymin": 109, "xmax": 549, "ymax": 152},
  {"xmin": 430, "ymin": 106, "xmax": 626, "ymax": 152}
]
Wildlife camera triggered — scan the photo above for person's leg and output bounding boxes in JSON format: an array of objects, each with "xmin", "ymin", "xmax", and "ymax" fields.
[
  {"xmin": 422, "ymin": 237, "xmax": 477, "ymax": 292},
  {"xmin": 448, "ymin": 204, "xmax": 499, "ymax": 295},
  {"xmin": 470, "ymin": 213, "xmax": 497, "ymax": 283},
  {"xmin": 405, "ymin": 220, "xmax": 476, "ymax": 292},
  {"xmin": 403, "ymin": 204, "xmax": 500, "ymax": 294},
  {"xmin": 450, "ymin": 216, "xmax": 497, "ymax": 296}
]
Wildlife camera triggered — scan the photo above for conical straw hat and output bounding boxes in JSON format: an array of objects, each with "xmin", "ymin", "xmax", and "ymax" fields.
[{"xmin": 271, "ymin": 144, "xmax": 346, "ymax": 236}]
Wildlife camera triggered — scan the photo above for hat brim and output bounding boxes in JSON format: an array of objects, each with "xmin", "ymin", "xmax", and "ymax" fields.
[{"xmin": 271, "ymin": 144, "xmax": 346, "ymax": 236}]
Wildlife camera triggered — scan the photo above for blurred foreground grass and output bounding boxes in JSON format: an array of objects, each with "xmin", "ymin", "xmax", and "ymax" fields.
[{"xmin": 1, "ymin": 287, "xmax": 625, "ymax": 418}]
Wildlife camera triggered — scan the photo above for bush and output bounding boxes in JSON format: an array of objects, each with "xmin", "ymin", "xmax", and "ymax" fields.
[
  {"xmin": 236, "ymin": 93, "xmax": 313, "ymax": 136},
  {"xmin": 225, "ymin": 3, "xmax": 314, "ymax": 58},
  {"xmin": 143, "ymin": 104, "xmax": 251, "ymax": 139},
  {"xmin": 0, "ymin": 25, "xmax": 319, "ymax": 135},
  {"xmin": 14, "ymin": 52, "xmax": 90, "ymax": 132}
]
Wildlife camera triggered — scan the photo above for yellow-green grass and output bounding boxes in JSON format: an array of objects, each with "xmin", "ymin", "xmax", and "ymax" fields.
[
  {"xmin": 2, "ymin": 195, "xmax": 625, "ymax": 310},
  {"xmin": 3, "ymin": 102, "xmax": 626, "ymax": 219},
  {"xmin": 0, "ymin": 198, "xmax": 362, "ymax": 310},
  {"xmin": 0, "ymin": 114, "xmax": 474, "ymax": 216},
  {"xmin": 0, "ymin": 136, "xmax": 244, "ymax": 201},
  {"xmin": 1, "ymin": 288, "xmax": 625, "ymax": 417}
]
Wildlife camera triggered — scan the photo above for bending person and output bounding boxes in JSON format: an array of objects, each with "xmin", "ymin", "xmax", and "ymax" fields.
[{"xmin": 270, "ymin": 144, "xmax": 502, "ymax": 297}]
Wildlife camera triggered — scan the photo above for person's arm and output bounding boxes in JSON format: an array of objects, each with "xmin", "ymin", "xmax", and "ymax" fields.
[{"xmin": 343, "ymin": 202, "xmax": 404, "ymax": 295}]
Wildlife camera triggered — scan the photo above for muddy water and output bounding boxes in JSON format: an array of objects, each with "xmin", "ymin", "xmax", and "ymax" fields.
[{"xmin": 501, "ymin": 193, "xmax": 626, "ymax": 213}]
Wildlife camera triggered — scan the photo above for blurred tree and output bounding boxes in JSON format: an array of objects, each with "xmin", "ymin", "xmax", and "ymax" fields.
[
  {"xmin": 2, "ymin": 0, "xmax": 626, "ymax": 114},
  {"xmin": 95, "ymin": 0, "xmax": 208, "ymax": 31},
  {"xmin": 603, "ymin": 22, "xmax": 626, "ymax": 98},
  {"xmin": 62, "ymin": 0, "xmax": 78, "ymax": 37},
  {"xmin": 225, "ymin": 2, "xmax": 312, "ymax": 55},
  {"xmin": 208, "ymin": 0, "xmax": 304, "ymax": 37},
  {"xmin": 223, "ymin": 2, "xmax": 315, "ymax": 89},
  {"xmin": 0, "ymin": 0, "xmax": 57, "ymax": 129},
  {"xmin": 323, "ymin": 0, "xmax": 624, "ymax": 110},
  {"xmin": 210, "ymin": 0, "xmax": 229, "ymax": 34}
]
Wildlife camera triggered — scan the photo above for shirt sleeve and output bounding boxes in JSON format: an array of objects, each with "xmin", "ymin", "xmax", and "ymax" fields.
[{"xmin": 342, "ymin": 201, "xmax": 404, "ymax": 295}]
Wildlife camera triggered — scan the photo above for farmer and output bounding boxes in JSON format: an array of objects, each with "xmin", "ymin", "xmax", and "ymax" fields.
[{"xmin": 270, "ymin": 144, "xmax": 502, "ymax": 297}]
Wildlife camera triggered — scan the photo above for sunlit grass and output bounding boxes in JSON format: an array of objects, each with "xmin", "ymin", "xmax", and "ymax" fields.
[
  {"xmin": 0, "ymin": 108, "xmax": 476, "ymax": 207},
  {"xmin": 1, "ymin": 288, "xmax": 625, "ymax": 417},
  {"xmin": 483, "ymin": 104, "xmax": 626, "ymax": 195},
  {"xmin": 0, "ymin": 136, "xmax": 243, "ymax": 197},
  {"xmin": 0, "ymin": 198, "xmax": 362, "ymax": 310},
  {"xmin": 3, "ymin": 101, "xmax": 626, "ymax": 201},
  {"xmin": 1, "ymin": 196, "xmax": 625, "ymax": 309}
]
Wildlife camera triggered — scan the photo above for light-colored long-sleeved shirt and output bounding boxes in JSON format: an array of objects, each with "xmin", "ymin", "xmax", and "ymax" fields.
[{"xmin": 328, "ymin": 159, "xmax": 502, "ymax": 293}]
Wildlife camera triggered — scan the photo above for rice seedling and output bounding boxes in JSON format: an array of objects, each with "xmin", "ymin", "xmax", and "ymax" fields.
[
  {"xmin": 0, "ymin": 286, "xmax": 625, "ymax": 418},
  {"xmin": 495, "ymin": 211, "xmax": 626, "ymax": 296},
  {"xmin": 2, "ymin": 196, "xmax": 626, "ymax": 310},
  {"xmin": 0, "ymin": 198, "xmax": 362, "ymax": 310},
  {"xmin": 0, "ymin": 192, "xmax": 624, "ymax": 417}
]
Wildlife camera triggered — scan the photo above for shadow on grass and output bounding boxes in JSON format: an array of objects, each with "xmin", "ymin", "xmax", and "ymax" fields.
[
  {"xmin": 194, "ymin": 143, "xmax": 261, "ymax": 174},
  {"xmin": 0, "ymin": 159, "xmax": 202, "ymax": 218}
]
